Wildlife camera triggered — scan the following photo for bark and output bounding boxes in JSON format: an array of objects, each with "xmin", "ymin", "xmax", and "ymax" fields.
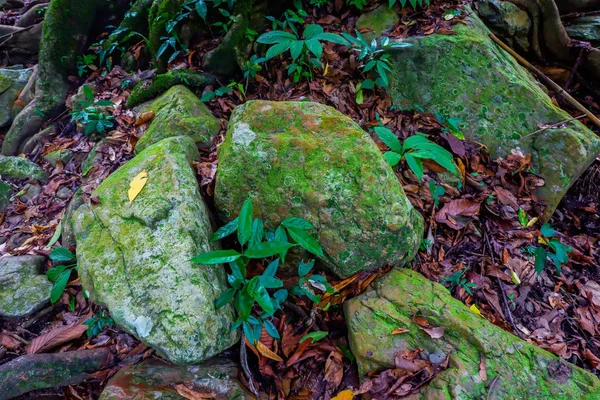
[{"xmin": 15, "ymin": 3, "xmax": 48, "ymax": 28}]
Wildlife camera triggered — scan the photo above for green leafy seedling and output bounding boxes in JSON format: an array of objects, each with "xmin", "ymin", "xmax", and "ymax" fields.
[{"xmin": 47, "ymin": 246, "xmax": 77, "ymax": 303}]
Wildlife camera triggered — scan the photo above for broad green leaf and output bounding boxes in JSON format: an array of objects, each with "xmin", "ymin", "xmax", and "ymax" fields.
[
  {"xmin": 312, "ymin": 32, "xmax": 349, "ymax": 45},
  {"xmin": 263, "ymin": 258, "xmax": 279, "ymax": 277},
  {"xmin": 300, "ymin": 330, "xmax": 328, "ymax": 343},
  {"xmin": 289, "ymin": 40, "xmax": 304, "ymax": 60},
  {"xmin": 257, "ymin": 30, "xmax": 297, "ymax": 44},
  {"xmin": 95, "ymin": 100, "xmax": 115, "ymax": 107},
  {"xmin": 287, "ymin": 227, "xmax": 323, "ymax": 256},
  {"xmin": 384, "ymin": 151, "xmax": 402, "ymax": 167},
  {"xmin": 273, "ymin": 288, "xmax": 288, "ymax": 305},
  {"xmin": 245, "ymin": 241, "xmax": 296, "ymax": 259},
  {"xmin": 517, "ymin": 208, "xmax": 528, "ymax": 227},
  {"xmin": 363, "ymin": 59, "xmax": 377, "ymax": 72},
  {"xmin": 211, "ymin": 217, "xmax": 238, "ymax": 241},
  {"xmin": 405, "ymin": 153, "xmax": 424, "ymax": 180},
  {"xmin": 230, "ymin": 258, "xmax": 247, "ymax": 281},
  {"xmin": 303, "ymin": 24, "xmax": 324, "ymax": 39},
  {"xmin": 215, "ymin": 287, "xmax": 236, "ymax": 308},
  {"xmin": 249, "ymin": 218, "xmax": 265, "ymax": 248},
  {"xmin": 243, "ymin": 321, "xmax": 257, "ymax": 344},
  {"xmin": 195, "ymin": 0, "xmax": 207, "ymax": 20},
  {"xmin": 540, "ymin": 223, "xmax": 555, "ymax": 238},
  {"xmin": 83, "ymin": 85, "xmax": 94, "ymax": 102},
  {"xmin": 49, "ymin": 246, "xmax": 76, "ymax": 262},
  {"xmin": 46, "ymin": 264, "xmax": 68, "ymax": 283},
  {"xmin": 254, "ymin": 286, "xmax": 275, "ymax": 314},
  {"xmin": 190, "ymin": 249, "xmax": 241, "ymax": 264},
  {"xmin": 274, "ymin": 225, "xmax": 289, "ymax": 261},
  {"xmin": 235, "ymin": 288, "xmax": 253, "ymax": 321},
  {"xmin": 265, "ymin": 41, "xmax": 292, "ymax": 60},
  {"xmin": 260, "ymin": 275, "xmax": 283, "ymax": 289},
  {"xmin": 305, "ymin": 38, "xmax": 322, "ymax": 59},
  {"xmin": 238, "ymin": 198, "xmax": 253, "ymax": 246},
  {"xmin": 263, "ymin": 319, "xmax": 281, "ymax": 339},
  {"xmin": 298, "ymin": 259, "xmax": 315, "ymax": 277},
  {"xmin": 50, "ymin": 269, "xmax": 72, "ymax": 303},
  {"xmin": 534, "ymin": 246, "xmax": 547, "ymax": 274},
  {"xmin": 281, "ymin": 217, "xmax": 313, "ymax": 230},
  {"xmin": 46, "ymin": 221, "xmax": 63, "ymax": 248},
  {"xmin": 374, "ymin": 126, "xmax": 402, "ymax": 152},
  {"xmin": 548, "ymin": 239, "xmax": 572, "ymax": 264}
]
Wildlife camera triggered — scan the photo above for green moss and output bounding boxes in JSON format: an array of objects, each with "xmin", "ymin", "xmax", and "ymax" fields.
[
  {"xmin": 0, "ymin": 155, "xmax": 46, "ymax": 180},
  {"xmin": 345, "ymin": 268, "xmax": 600, "ymax": 398},
  {"xmin": 127, "ymin": 70, "xmax": 214, "ymax": 108},
  {"xmin": 355, "ymin": 5, "xmax": 400, "ymax": 42},
  {"xmin": 215, "ymin": 101, "xmax": 424, "ymax": 278}
]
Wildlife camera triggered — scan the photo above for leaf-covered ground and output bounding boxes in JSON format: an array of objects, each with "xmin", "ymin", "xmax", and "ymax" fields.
[{"xmin": 1, "ymin": 0, "xmax": 600, "ymax": 399}]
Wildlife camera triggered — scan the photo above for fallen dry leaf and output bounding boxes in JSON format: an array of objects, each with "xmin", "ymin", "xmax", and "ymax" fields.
[
  {"xmin": 331, "ymin": 389, "xmax": 354, "ymax": 400},
  {"xmin": 128, "ymin": 170, "xmax": 148, "ymax": 203},
  {"xmin": 257, "ymin": 340, "xmax": 284, "ymax": 362},
  {"xmin": 26, "ymin": 316, "xmax": 90, "ymax": 354},
  {"xmin": 435, "ymin": 199, "xmax": 481, "ymax": 229},
  {"xmin": 174, "ymin": 384, "xmax": 215, "ymax": 400},
  {"xmin": 134, "ymin": 110, "xmax": 155, "ymax": 126},
  {"xmin": 391, "ymin": 327, "xmax": 410, "ymax": 335}
]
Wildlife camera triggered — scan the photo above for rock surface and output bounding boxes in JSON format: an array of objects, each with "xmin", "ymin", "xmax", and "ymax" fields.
[
  {"xmin": 0, "ymin": 255, "xmax": 52, "ymax": 318},
  {"xmin": 134, "ymin": 85, "xmax": 219, "ymax": 153},
  {"xmin": 100, "ymin": 358, "xmax": 255, "ymax": 400},
  {"xmin": 355, "ymin": 5, "xmax": 399, "ymax": 42},
  {"xmin": 565, "ymin": 16, "xmax": 600, "ymax": 48},
  {"xmin": 387, "ymin": 13, "xmax": 600, "ymax": 217},
  {"xmin": 215, "ymin": 100, "xmax": 423, "ymax": 278},
  {"xmin": 345, "ymin": 268, "xmax": 600, "ymax": 398},
  {"xmin": 477, "ymin": 0, "xmax": 531, "ymax": 52},
  {"xmin": 73, "ymin": 136, "xmax": 238, "ymax": 365},
  {"xmin": 0, "ymin": 155, "xmax": 46, "ymax": 180},
  {"xmin": 0, "ymin": 67, "xmax": 33, "ymax": 128},
  {"xmin": 43, "ymin": 148, "xmax": 73, "ymax": 167},
  {"xmin": 0, "ymin": 180, "xmax": 11, "ymax": 213}
]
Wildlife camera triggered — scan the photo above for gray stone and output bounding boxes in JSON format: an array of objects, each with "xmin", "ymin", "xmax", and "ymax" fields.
[
  {"xmin": 356, "ymin": 5, "xmax": 400, "ymax": 42},
  {"xmin": 565, "ymin": 16, "xmax": 600, "ymax": 48},
  {"xmin": 19, "ymin": 183, "xmax": 42, "ymax": 203},
  {"xmin": 0, "ymin": 155, "xmax": 46, "ymax": 180},
  {"xmin": 0, "ymin": 67, "xmax": 33, "ymax": 128},
  {"xmin": 0, "ymin": 255, "xmax": 52, "ymax": 318},
  {"xmin": 477, "ymin": 0, "xmax": 531, "ymax": 53},
  {"xmin": 73, "ymin": 136, "xmax": 238, "ymax": 365}
]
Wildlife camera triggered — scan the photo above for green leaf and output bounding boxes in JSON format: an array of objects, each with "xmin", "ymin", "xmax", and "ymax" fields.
[
  {"xmin": 303, "ymin": 24, "xmax": 323, "ymax": 39},
  {"xmin": 83, "ymin": 85, "xmax": 94, "ymax": 102},
  {"xmin": 300, "ymin": 331, "xmax": 328, "ymax": 343},
  {"xmin": 237, "ymin": 198, "xmax": 253, "ymax": 246},
  {"xmin": 46, "ymin": 264, "xmax": 68, "ymax": 283},
  {"xmin": 254, "ymin": 286, "xmax": 275, "ymax": 314},
  {"xmin": 95, "ymin": 100, "xmax": 115, "ymax": 107},
  {"xmin": 265, "ymin": 41, "xmax": 292, "ymax": 60},
  {"xmin": 243, "ymin": 321, "xmax": 258, "ymax": 344},
  {"xmin": 46, "ymin": 221, "xmax": 63, "ymax": 248},
  {"xmin": 230, "ymin": 258, "xmax": 247, "ymax": 281},
  {"xmin": 287, "ymin": 227, "xmax": 323, "ymax": 256},
  {"xmin": 49, "ymin": 246, "xmax": 76, "ymax": 262},
  {"xmin": 215, "ymin": 287, "xmax": 236, "ymax": 308},
  {"xmin": 289, "ymin": 40, "xmax": 304, "ymax": 60},
  {"xmin": 384, "ymin": 151, "xmax": 402, "ymax": 167},
  {"xmin": 534, "ymin": 246, "xmax": 547, "ymax": 274},
  {"xmin": 249, "ymin": 218, "xmax": 265, "ymax": 248},
  {"xmin": 298, "ymin": 259, "xmax": 315, "ymax": 276},
  {"xmin": 50, "ymin": 269, "xmax": 71, "ymax": 303},
  {"xmin": 273, "ymin": 288, "xmax": 288, "ymax": 305},
  {"xmin": 245, "ymin": 241, "xmax": 296, "ymax": 259},
  {"xmin": 260, "ymin": 275, "xmax": 283, "ymax": 289},
  {"xmin": 374, "ymin": 126, "xmax": 402, "ymax": 152},
  {"xmin": 540, "ymin": 223, "xmax": 555, "ymax": 238},
  {"xmin": 263, "ymin": 258, "xmax": 279, "ymax": 277},
  {"xmin": 257, "ymin": 30, "xmax": 297, "ymax": 44},
  {"xmin": 190, "ymin": 249, "xmax": 241, "ymax": 264},
  {"xmin": 312, "ymin": 32, "xmax": 349, "ymax": 45},
  {"xmin": 281, "ymin": 217, "xmax": 314, "ymax": 230},
  {"xmin": 517, "ymin": 208, "xmax": 528, "ymax": 227},
  {"xmin": 548, "ymin": 239, "xmax": 572, "ymax": 264},
  {"xmin": 195, "ymin": 0, "xmax": 207, "ymax": 20},
  {"xmin": 405, "ymin": 153, "xmax": 424, "ymax": 180},
  {"xmin": 235, "ymin": 288, "xmax": 254, "ymax": 321},
  {"xmin": 305, "ymin": 38, "xmax": 322, "ymax": 59},
  {"xmin": 263, "ymin": 319, "xmax": 280, "ymax": 339},
  {"xmin": 211, "ymin": 217, "xmax": 238, "ymax": 241}
]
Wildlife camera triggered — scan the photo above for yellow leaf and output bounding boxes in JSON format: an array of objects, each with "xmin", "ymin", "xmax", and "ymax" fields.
[
  {"xmin": 128, "ymin": 170, "xmax": 148, "ymax": 203},
  {"xmin": 256, "ymin": 341, "xmax": 283, "ymax": 362},
  {"xmin": 331, "ymin": 389, "xmax": 354, "ymax": 400},
  {"xmin": 323, "ymin": 62, "xmax": 329, "ymax": 76},
  {"xmin": 510, "ymin": 269, "xmax": 521, "ymax": 285},
  {"xmin": 526, "ymin": 217, "xmax": 539, "ymax": 228},
  {"xmin": 470, "ymin": 304, "xmax": 481, "ymax": 316},
  {"xmin": 538, "ymin": 236, "xmax": 548, "ymax": 245}
]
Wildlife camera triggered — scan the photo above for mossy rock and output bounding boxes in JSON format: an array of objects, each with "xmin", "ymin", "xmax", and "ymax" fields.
[
  {"xmin": 0, "ymin": 180, "xmax": 11, "ymax": 213},
  {"xmin": 99, "ymin": 358, "xmax": 255, "ymax": 400},
  {"xmin": 345, "ymin": 268, "xmax": 600, "ymax": 398},
  {"xmin": 0, "ymin": 155, "xmax": 46, "ymax": 180},
  {"xmin": 0, "ymin": 255, "xmax": 51, "ymax": 318},
  {"xmin": 565, "ymin": 16, "xmax": 600, "ymax": 48},
  {"xmin": 0, "ymin": 67, "xmax": 33, "ymax": 128},
  {"xmin": 73, "ymin": 136, "xmax": 239, "ymax": 365},
  {"xmin": 355, "ymin": 5, "xmax": 399, "ymax": 42},
  {"xmin": 477, "ymin": 0, "xmax": 531, "ymax": 52},
  {"xmin": 215, "ymin": 100, "xmax": 424, "ymax": 278},
  {"xmin": 43, "ymin": 149, "xmax": 73, "ymax": 167},
  {"xmin": 134, "ymin": 85, "xmax": 219, "ymax": 153},
  {"xmin": 387, "ymin": 12, "xmax": 600, "ymax": 217}
]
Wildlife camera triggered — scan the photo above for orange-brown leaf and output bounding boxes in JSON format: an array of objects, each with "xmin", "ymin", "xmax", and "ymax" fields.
[{"xmin": 257, "ymin": 340, "xmax": 284, "ymax": 362}]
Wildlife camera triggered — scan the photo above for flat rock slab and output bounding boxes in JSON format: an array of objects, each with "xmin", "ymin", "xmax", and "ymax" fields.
[
  {"xmin": 215, "ymin": 100, "xmax": 423, "ymax": 278},
  {"xmin": 0, "ymin": 155, "xmax": 46, "ymax": 180},
  {"xmin": 388, "ymin": 12, "xmax": 600, "ymax": 217},
  {"xmin": 73, "ymin": 136, "xmax": 238, "ymax": 365},
  {"xmin": 100, "ymin": 358, "xmax": 255, "ymax": 400},
  {"xmin": 345, "ymin": 268, "xmax": 600, "ymax": 398},
  {"xmin": 0, "ymin": 255, "xmax": 51, "ymax": 318}
]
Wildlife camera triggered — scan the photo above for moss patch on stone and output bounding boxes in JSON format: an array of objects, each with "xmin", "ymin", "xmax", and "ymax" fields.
[
  {"xmin": 0, "ymin": 255, "xmax": 51, "ymax": 318},
  {"xmin": 215, "ymin": 100, "xmax": 424, "ymax": 278},
  {"xmin": 345, "ymin": 268, "xmax": 600, "ymax": 398},
  {"xmin": 0, "ymin": 155, "xmax": 46, "ymax": 180},
  {"xmin": 355, "ymin": 5, "xmax": 399, "ymax": 42}
]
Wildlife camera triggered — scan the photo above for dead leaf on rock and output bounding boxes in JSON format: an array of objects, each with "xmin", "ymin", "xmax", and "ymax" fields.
[
  {"xmin": 134, "ymin": 111, "xmax": 155, "ymax": 126},
  {"xmin": 174, "ymin": 384, "xmax": 216, "ymax": 400},
  {"xmin": 128, "ymin": 170, "xmax": 148, "ymax": 203},
  {"xmin": 391, "ymin": 327, "xmax": 409, "ymax": 335}
]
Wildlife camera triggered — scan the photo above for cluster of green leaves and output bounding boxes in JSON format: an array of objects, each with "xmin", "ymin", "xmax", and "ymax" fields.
[
  {"xmin": 290, "ymin": 259, "xmax": 334, "ymax": 303},
  {"xmin": 441, "ymin": 268, "xmax": 476, "ymax": 295},
  {"xmin": 257, "ymin": 24, "xmax": 348, "ymax": 82},
  {"xmin": 375, "ymin": 126, "xmax": 458, "ymax": 180},
  {"xmin": 46, "ymin": 247, "xmax": 77, "ymax": 304},
  {"xmin": 434, "ymin": 113, "xmax": 465, "ymax": 140},
  {"xmin": 429, "ymin": 180, "xmax": 445, "ymax": 208},
  {"xmin": 75, "ymin": 54, "xmax": 98, "ymax": 77},
  {"xmin": 242, "ymin": 54, "xmax": 265, "ymax": 80},
  {"xmin": 389, "ymin": 0, "xmax": 430, "ymax": 8},
  {"xmin": 266, "ymin": 1, "xmax": 307, "ymax": 37},
  {"xmin": 84, "ymin": 311, "xmax": 114, "ymax": 338},
  {"xmin": 191, "ymin": 198, "xmax": 326, "ymax": 344},
  {"xmin": 341, "ymin": 32, "xmax": 410, "ymax": 104},
  {"xmin": 532, "ymin": 224, "xmax": 573, "ymax": 274},
  {"xmin": 200, "ymin": 84, "xmax": 233, "ymax": 102},
  {"xmin": 70, "ymin": 85, "xmax": 115, "ymax": 136},
  {"xmin": 346, "ymin": 0, "xmax": 368, "ymax": 10}
]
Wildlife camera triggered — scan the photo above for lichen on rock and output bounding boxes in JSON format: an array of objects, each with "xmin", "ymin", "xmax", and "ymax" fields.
[
  {"xmin": 73, "ymin": 136, "xmax": 238, "ymax": 365},
  {"xmin": 345, "ymin": 268, "xmax": 600, "ymax": 398},
  {"xmin": 215, "ymin": 100, "xmax": 424, "ymax": 278},
  {"xmin": 0, "ymin": 255, "xmax": 52, "ymax": 318},
  {"xmin": 0, "ymin": 155, "xmax": 46, "ymax": 180}
]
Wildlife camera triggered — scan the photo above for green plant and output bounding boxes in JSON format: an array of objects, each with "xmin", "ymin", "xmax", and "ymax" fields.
[
  {"xmin": 441, "ymin": 268, "xmax": 476, "ymax": 295},
  {"xmin": 46, "ymin": 247, "xmax": 78, "ymax": 304},
  {"xmin": 266, "ymin": 2, "xmax": 307, "ymax": 37},
  {"xmin": 310, "ymin": 0, "xmax": 329, "ymax": 7},
  {"xmin": 434, "ymin": 113, "xmax": 465, "ymax": 140},
  {"xmin": 290, "ymin": 259, "xmax": 334, "ymax": 303},
  {"xmin": 191, "ymin": 198, "xmax": 325, "ymax": 344},
  {"xmin": 533, "ymin": 224, "xmax": 572, "ymax": 274},
  {"xmin": 258, "ymin": 24, "xmax": 348, "ymax": 83},
  {"xmin": 375, "ymin": 126, "xmax": 458, "ymax": 180},
  {"xmin": 428, "ymin": 180, "xmax": 445, "ymax": 208},
  {"xmin": 346, "ymin": 0, "xmax": 367, "ymax": 10},
  {"xmin": 212, "ymin": 7, "xmax": 237, "ymax": 34},
  {"xmin": 70, "ymin": 85, "xmax": 115, "ymax": 136},
  {"xmin": 242, "ymin": 54, "xmax": 265, "ymax": 80},
  {"xmin": 84, "ymin": 311, "xmax": 114, "ymax": 338},
  {"xmin": 389, "ymin": 0, "xmax": 430, "ymax": 9},
  {"xmin": 200, "ymin": 84, "xmax": 233, "ymax": 102},
  {"xmin": 75, "ymin": 54, "xmax": 98, "ymax": 77}
]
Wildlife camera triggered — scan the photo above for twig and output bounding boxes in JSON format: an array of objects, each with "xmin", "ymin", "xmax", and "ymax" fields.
[
  {"xmin": 522, "ymin": 115, "xmax": 586, "ymax": 139},
  {"xmin": 489, "ymin": 33, "xmax": 600, "ymax": 130},
  {"xmin": 0, "ymin": 25, "xmax": 33, "ymax": 47},
  {"xmin": 496, "ymin": 277, "xmax": 525, "ymax": 340},
  {"xmin": 240, "ymin": 332, "xmax": 260, "ymax": 398},
  {"xmin": 485, "ymin": 375, "xmax": 501, "ymax": 400},
  {"xmin": 564, "ymin": 47, "xmax": 584, "ymax": 91}
]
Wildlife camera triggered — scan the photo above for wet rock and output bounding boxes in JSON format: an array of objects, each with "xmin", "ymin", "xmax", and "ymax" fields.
[
  {"xmin": 19, "ymin": 182, "xmax": 42, "ymax": 203},
  {"xmin": 565, "ymin": 16, "xmax": 600, "ymax": 48},
  {"xmin": 0, "ymin": 255, "xmax": 52, "ymax": 318}
]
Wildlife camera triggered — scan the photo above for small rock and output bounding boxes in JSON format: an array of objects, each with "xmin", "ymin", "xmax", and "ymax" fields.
[
  {"xmin": 99, "ymin": 358, "xmax": 255, "ymax": 399},
  {"xmin": 43, "ymin": 148, "xmax": 73, "ymax": 167},
  {"xmin": 56, "ymin": 186, "xmax": 73, "ymax": 200},
  {"xmin": 0, "ymin": 180, "xmax": 11, "ymax": 213},
  {"xmin": 19, "ymin": 183, "xmax": 42, "ymax": 203},
  {"xmin": 0, "ymin": 155, "xmax": 46, "ymax": 180},
  {"xmin": 356, "ymin": 5, "xmax": 400, "ymax": 42},
  {"xmin": 0, "ymin": 67, "xmax": 33, "ymax": 128},
  {"xmin": 0, "ymin": 255, "xmax": 52, "ymax": 318}
]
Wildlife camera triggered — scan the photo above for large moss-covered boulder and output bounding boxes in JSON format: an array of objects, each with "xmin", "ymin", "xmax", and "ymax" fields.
[
  {"xmin": 73, "ymin": 136, "xmax": 238, "ymax": 365},
  {"xmin": 0, "ymin": 155, "xmax": 46, "ymax": 180},
  {"xmin": 134, "ymin": 85, "xmax": 220, "ymax": 154},
  {"xmin": 0, "ymin": 67, "xmax": 33, "ymax": 128},
  {"xmin": 345, "ymin": 268, "xmax": 600, "ymax": 398},
  {"xmin": 388, "ymin": 13, "xmax": 600, "ymax": 217},
  {"xmin": 0, "ymin": 255, "xmax": 52, "ymax": 318},
  {"xmin": 215, "ymin": 101, "xmax": 423, "ymax": 278},
  {"xmin": 99, "ymin": 358, "xmax": 255, "ymax": 400}
]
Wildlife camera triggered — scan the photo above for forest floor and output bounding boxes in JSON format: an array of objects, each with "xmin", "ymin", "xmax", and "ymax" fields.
[{"xmin": 1, "ymin": 0, "xmax": 600, "ymax": 399}]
